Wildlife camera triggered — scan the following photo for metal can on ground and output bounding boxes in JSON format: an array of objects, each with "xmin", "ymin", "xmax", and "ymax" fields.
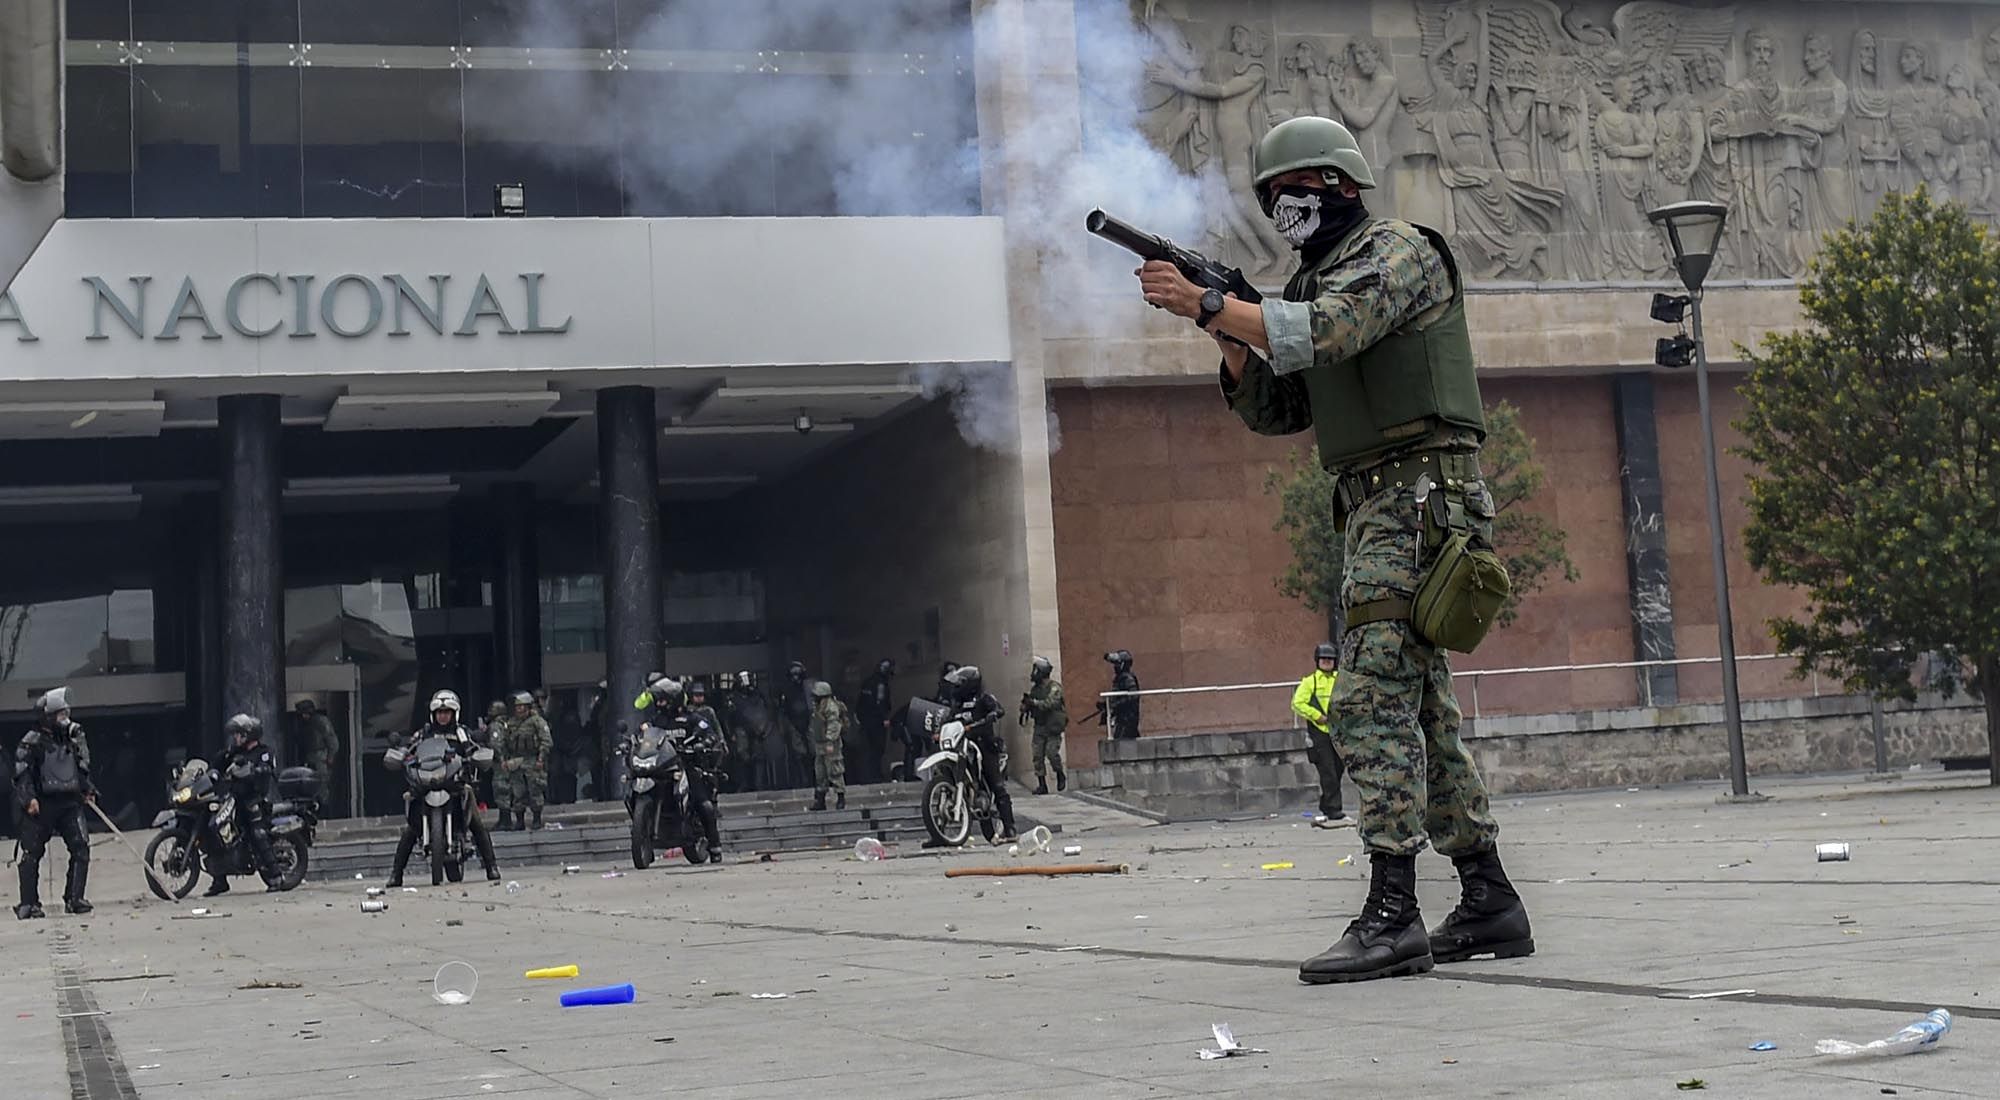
[
  {"xmin": 362, "ymin": 900, "xmax": 389, "ymax": 913},
  {"xmin": 1815, "ymin": 842, "xmax": 1850, "ymax": 862}
]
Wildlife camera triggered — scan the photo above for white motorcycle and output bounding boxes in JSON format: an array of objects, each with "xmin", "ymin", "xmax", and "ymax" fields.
[{"xmin": 916, "ymin": 712, "xmax": 1005, "ymax": 847}]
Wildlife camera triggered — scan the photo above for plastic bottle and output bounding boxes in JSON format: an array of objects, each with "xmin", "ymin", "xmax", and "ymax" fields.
[
  {"xmin": 854, "ymin": 837, "xmax": 886, "ymax": 862},
  {"xmin": 1815, "ymin": 1009, "xmax": 1952, "ymax": 1057}
]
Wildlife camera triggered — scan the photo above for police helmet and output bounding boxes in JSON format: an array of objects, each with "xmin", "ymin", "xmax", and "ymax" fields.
[
  {"xmin": 224, "ymin": 713, "xmax": 262, "ymax": 745},
  {"xmin": 1030, "ymin": 656, "xmax": 1053, "ymax": 682},
  {"xmin": 648, "ymin": 675, "xmax": 686, "ymax": 708},
  {"xmin": 1104, "ymin": 650, "xmax": 1133, "ymax": 669},
  {"xmin": 1315, "ymin": 642, "xmax": 1337, "ymax": 663},
  {"xmin": 736, "ymin": 669, "xmax": 755, "ymax": 688},
  {"xmin": 294, "ymin": 698, "xmax": 316, "ymax": 714},
  {"xmin": 429, "ymin": 690, "xmax": 462, "ymax": 720},
  {"xmin": 940, "ymin": 660, "xmax": 960, "ymax": 679},
  {"xmin": 811, "ymin": 680, "xmax": 834, "ymax": 699},
  {"xmin": 787, "ymin": 660, "xmax": 807, "ymax": 681},
  {"xmin": 35, "ymin": 686, "xmax": 69, "ymax": 717},
  {"xmin": 946, "ymin": 664, "xmax": 984, "ymax": 700},
  {"xmin": 877, "ymin": 658, "xmax": 896, "ymax": 677},
  {"xmin": 1252, "ymin": 116, "xmax": 1377, "ymax": 213}
]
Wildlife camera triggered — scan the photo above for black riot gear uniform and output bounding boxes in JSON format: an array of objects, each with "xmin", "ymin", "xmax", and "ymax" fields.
[
  {"xmin": 636, "ymin": 692, "xmax": 726, "ymax": 860},
  {"xmin": 777, "ymin": 662, "xmax": 814, "ymax": 789},
  {"xmin": 14, "ymin": 693, "xmax": 95, "ymax": 918},
  {"xmin": 853, "ymin": 659, "xmax": 895, "ymax": 786},
  {"xmin": 945, "ymin": 666, "xmax": 1016, "ymax": 840},
  {"xmin": 1104, "ymin": 650, "xmax": 1141, "ymax": 739},
  {"xmin": 206, "ymin": 714, "xmax": 285, "ymax": 895},
  {"xmin": 384, "ymin": 718, "xmax": 500, "ymax": 888}
]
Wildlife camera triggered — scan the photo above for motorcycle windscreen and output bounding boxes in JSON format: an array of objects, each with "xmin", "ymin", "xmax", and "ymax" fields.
[{"xmin": 904, "ymin": 697, "xmax": 954, "ymax": 744}]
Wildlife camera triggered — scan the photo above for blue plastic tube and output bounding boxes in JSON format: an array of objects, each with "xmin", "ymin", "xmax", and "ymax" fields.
[{"xmin": 559, "ymin": 983, "xmax": 635, "ymax": 1007}]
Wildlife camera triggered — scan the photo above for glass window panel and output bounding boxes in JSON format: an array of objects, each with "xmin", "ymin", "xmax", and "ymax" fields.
[
  {"xmin": 132, "ymin": 0, "xmax": 299, "ymax": 44},
  {"xmin": 105, "ymin": 588, "xmax": 155, "ymax": 673},
  {"xmin": 133, "ymin": 64, "xmax": 302, "ymax": 217},
  {"xmin": 461, "ymin": 0, "xmax": 613, "ymax": 48},
  {"xmin": 463, "ymin": 68, "xmax": 621, "ymax": 216},
  {"xmin": 2, "ymin": 596, "xmax": 108, "ymax": 682},
  {"xmin": 539, "ymin": 574, "xmax": 604, "ymax": 655},
  {"xmin": 616, "ymin": 71, "xmax": 772, "ymax": 217},
  {"xmin": 66, "ymin": 0, "xmax": 130, "ymax": 41},
  {"xmin": 302, "ymin": 65, "xmax": 463, "ymax": 217},
  {"xmin": 65, "ymin": 64, "xmax": 135, "ymax": 217},
  {"xmin": 284, "ymin": 585, "xmax": 343, "ymax": 666},
  {"xmin": 302, "ymin": 0, "xmax": 458, "ymax": 48}
]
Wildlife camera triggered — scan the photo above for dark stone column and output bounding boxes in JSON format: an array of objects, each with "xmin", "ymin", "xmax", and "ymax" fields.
[
  {"xmin": 178, "ymin": 494, "xmax": 224, "ymax": 752},
  {"xmin": 1612, "ymin": 374, "xmax": 1677, "ymax": 706},
  {"xmin": 596, "ymin": 387, "xmax": 662, "ymax": 775},
  {"xmin": 493, "ymin": 482, "xmax": 543, "ymax": 694},
  {"xmin": 219, "ymin": 395, "xmax": 285, "ymax": 759}
]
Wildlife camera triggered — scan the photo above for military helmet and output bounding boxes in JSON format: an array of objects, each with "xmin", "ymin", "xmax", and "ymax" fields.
[
  {"xmin": 510, "ymin": 690, "xmax": 534, "ymax": 708},
  {"xmin": 689, "ymin": 680, "xmax": 708, "ymax": 698},
  {"xmin": 486, "ymin": 699, "xmax": 506, "ymax": 718},
  {"xmin": 294, "ymin": 698, "xmax": 316, "ymax": 714},
  {"xmin": 1030, "ymin": 655, "xmax": 1053, "ymax": 682},
  {"xmin": 1314, "ymin": 642, "xmax": 1337, "ymax": 662},
  {"xmin": 429, "ymin": 690, "xmax": 461, "ymax": 718},
  {"xmin": 811, "ymin": 680, "xmax": 834, "ymax": 699},
  {"xmin": 1252, "ymin": 116, "xmax": 1376, "ymax": 211}
]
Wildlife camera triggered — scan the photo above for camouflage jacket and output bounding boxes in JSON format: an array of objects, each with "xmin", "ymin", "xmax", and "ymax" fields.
[
  {"xmin": 498, "ymin": 714, "xmax": 552, "ymax": 772},
  {"xmin": 1222, "ymin": 218, "xmax": 1478, "ymax": 468},
  {"xmin": 304, "ymin": 713, "xmax": 338, "ymax": 768},
  {"xmin": 810, "ymin": 697, "xmax": 846, "ymax": 748},
  {"xmin": 1023, "ymin": 679, "xmax": 1068, "ymax": 735}
]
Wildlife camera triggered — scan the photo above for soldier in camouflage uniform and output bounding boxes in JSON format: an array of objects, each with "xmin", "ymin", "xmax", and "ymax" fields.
[
  {"xmin": 1136, "ymin": 115, "xmax": 1532, "ymax": 985},
  {"xmin": 808, "ymin": 681, "xmax": 846, "ymax": 812},
  {"xmin": 495, "ymin": 690, "xmax": 552, "ymax": 831},
  {"xmin": 294, "ymin": 699, "xmax": 339, "ymax": 796},
  {"xmin": 1020, "ymin": 655, "xmax": 1068, "ymax": 795}
]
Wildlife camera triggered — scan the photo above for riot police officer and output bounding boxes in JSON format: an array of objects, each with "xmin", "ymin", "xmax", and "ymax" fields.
[
  {"xmin": 639, "ymin": 676, "xmax": 726, "ymax": 859},
  {"xmin": 854, "ymin": 658, "xmax": 895, "ymax": 786},
  {"xmin": 945, "ymin": 665, "xmax": 1016, "ymax": 842},
  {"xmin": 778, "ymin": 661, "xmax": 815, "ymax": 788},
  {"xmin": 13, "ymin": 688, "xmax": 95, "ymax": 918},
  {"xmin": 1103, "ymin": 650, "xmax": 1141, "ymax": 740},
  {"xmin": 385, "ymin": 691, "xmax": 500, "ymax": 887},
  {"xmin": 205, "ymin": 714, "xmax": 285, "ymax": 896}
]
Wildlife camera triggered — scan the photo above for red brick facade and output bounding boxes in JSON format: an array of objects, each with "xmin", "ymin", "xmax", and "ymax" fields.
[{"xmin": 1049, "ymin": 375, "xmax": 1814, "ymax": 767}]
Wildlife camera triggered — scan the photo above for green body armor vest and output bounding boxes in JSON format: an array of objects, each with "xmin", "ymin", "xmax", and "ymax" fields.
[{"xmin": 1290, "ymin": 219, "xmax": 1485, "ymax": 472}]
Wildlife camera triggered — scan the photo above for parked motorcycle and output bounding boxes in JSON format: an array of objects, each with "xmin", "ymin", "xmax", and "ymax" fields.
[
  {"xmin": 384, "ymin": 737, "xmax": 494, "ymax": 885},
  {"xmin": 143, "ymin": 760, "xmax": 317, "ymax": 899},
  {"xmin": 916, "ymin": 708, "xmax": 1004, "ymax": 848},
  {"xmin": 625, "ymin": 723, "xmax": 721, "ymax": 869}
]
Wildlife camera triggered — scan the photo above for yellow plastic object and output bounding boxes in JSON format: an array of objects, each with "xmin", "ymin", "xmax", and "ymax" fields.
[
  {"xmin": 525, "ymin": 965, "xmax": 580, "ymax": 980},
  {"xmin": 1260, "ymin": 862, "xmax": 1295, "ymax": 871}
]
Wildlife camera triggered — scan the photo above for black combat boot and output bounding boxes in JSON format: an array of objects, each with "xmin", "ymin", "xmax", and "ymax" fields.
[
  {"xmin": 1299, "ymin": 852, "xmax": 1434, "ymax": 984},
  {"xmin": 16, "ymin": 903, "xmax": 44, "ymax": 920},
  {"xmin": 1428, "ymin": 848, "xmax": 1535, "ymax": 963},
  {"xmin": 529, "ymin": 807, "xmax": 543, "ymax": 831},
  {"xmin": 835, "ymin": 792, "xmax": 846, "ymax": 811},
  {"xmin": 384, "ymin": 831, "xmax": 418, "ymax": 888},
  {"xmin": 203, "ymin": 876, "xmax": 231, "ymax": 898},
  {"xmin": 474, "ymin": 827, "xmax": 501, "ymax": 882},
  {"xmin": 1034, "ymin": 779, "xmax": 1049, "ymax": 796},
  {"xmin": 811, "ymin": 792, "xmax": 826, "ymax": 812},
  {"xmin": 1055, "ymin": 766, "xmax": 1066, "ymax": 792},
  {"xmin": 63, "ymin": 860, "xmax": 91, "ymax": 914}
]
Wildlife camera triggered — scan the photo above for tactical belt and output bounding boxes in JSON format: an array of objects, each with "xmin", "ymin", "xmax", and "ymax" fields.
[{"xmin": 1339, "ymin": 450, "xmax": 1481, "ymax": 630}]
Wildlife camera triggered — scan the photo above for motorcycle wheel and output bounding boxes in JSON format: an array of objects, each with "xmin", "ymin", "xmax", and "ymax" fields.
[
  {"xmin": 922, "ymin": 773, "xmax": 971, "ymax": 847},
  {"xmin": 274, "ymin": 835, "xmax": 309, "ymax": 891},
  {"xmin": 142, "ymin": 830, "xmax": 201, "ymax": 901},
  {"xmin": 445, "ymin": 860, "xmax": 465, "ymax": 884},
  {"xmin": 630, "ymin": 795, "xmax": 655, "ymax": 869},
  {"xmin": 429, "ymin": 805, "xmax": 449, "ymax": 886}
]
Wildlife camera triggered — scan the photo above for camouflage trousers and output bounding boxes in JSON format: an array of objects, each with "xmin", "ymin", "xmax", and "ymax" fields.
[
  {"xmin": 495, "ymin": 766, "xmax": 547, "ymax": 812},
  {"xmin": 814, "ymin": 742, "xmax": 846, "ymax": 796},
  {"xmin": 1032, "ymin": 729, "xmax": 1065, "ymax": 779},
  {"xmin": 1330, "ymin": 473, "xmax": 1500, "ymax": 859}
]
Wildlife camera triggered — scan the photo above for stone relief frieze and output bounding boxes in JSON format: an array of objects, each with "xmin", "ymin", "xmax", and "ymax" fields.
[{"xmin": 1121, "ymin": 1, "xmax": 2000, "ymax": 284}]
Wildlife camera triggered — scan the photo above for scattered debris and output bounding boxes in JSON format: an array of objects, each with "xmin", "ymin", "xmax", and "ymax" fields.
[
  {"xmin": 653, "ymin": 1037, "xmax": 675, "ymax": 1043},
  {"xmin": 1198, "ymin": 1023, "xmax": 1269, "ymax": 1060},
  {"xmin": 1336, "ymin": 856, "xmax": 1353, "ymax": 867},
  {"xmin": 750, "ymin": 993, "xmax": 791, "ymax": 1000},
  {"xmin": 444, "ymin": 919, "xmax": 464, "ymax": 927},
  {"xmin": 1749, "ymin": 1041, "xmax": 1777, "ymax": 1052},
  {"xmin": 1054, "ymin": 945, "xmax": 1099, "ymax": 952},
  {"xmin": 985, "ymin": 973, "xmax": 1015, "ymax": 980},
  {"xmin": 944, "ymin": 864, "xmax": 1128, "ymax": 878},
  {"xmin": 1816, "ymin": 842, "xmax": 1851, "ymax": 862},
  {"xmin": 1660, "ymin": 989, "xmax": 1756, "ymax": 1001},
  {"xmin": 525, "ymin": 965, "xmax": 579, "ymax": 980},
  {"xmin": 137, "ymin": 1064, "xmax": 161, "ymax": 1071},
  {"xmin": 944, "ymin": 924, "xmax": 959, "ymax": 933},
  {"xmin": 855, "ymin": 838, "xmax": 887, "ymax": 862},
  {"xmin": 1442, "ymin": 1058, "xmax": 1458, "ymax": 1065},
  {"xmin": 361, "ymin": 901, "xmax": 388, "ymax": 914},
  {"xmin": 710, "ymin": 991, "xmax": 739, "ymax": 998},
  {"xmin": 562, "ymin": 865, "xmax": 583, "ymax": 875},
  {"xmin": 1676, "ymin": 1079, "xmax": 1706, "ymax": 1091},
  {"xmin": 401, "ymin": 887, "xmax": 417, "ymax": 893},
  {"xmin": 365, "ymin": 887, "xmax": 385, "ymax": 897},
  {"xmin": 1816, "ymin": 1009, "xmax": 1952, "ymax": 1057},
  {"xmin": 171, "ymin": 911, "xmax": 230, "ymax": 920},
  {"xmin": 237, "ymin": 980, "xmax": 302, "ymax": 990},
  {"xmin": 559, "ymin": 984, "xmax": 635, "ymax": 1007},
  {"xmin": 1260, "ymin": 862, "xmax": 1294, "ymax": 871},
  {"xmin": 1063, "ymin": 844, "xmax": 1083, "ymax": 856}
]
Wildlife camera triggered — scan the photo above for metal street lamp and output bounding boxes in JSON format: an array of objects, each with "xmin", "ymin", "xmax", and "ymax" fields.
[{"xmin": 1646, "ymin": 200, "xmax": 1751, "ymax": 798}]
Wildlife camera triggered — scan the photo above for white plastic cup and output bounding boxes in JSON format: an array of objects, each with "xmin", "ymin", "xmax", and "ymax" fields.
[
  {"xmin": 854, "ymin": 837, "xmax": 887, "ymax": 862},
  {"xmin": 1022, "ymin": 825, "xmax": 1053, "ymax": 855},
  {"xmin": 433, "ymin": 961, "xmax": 478, "ymax": 1005}
]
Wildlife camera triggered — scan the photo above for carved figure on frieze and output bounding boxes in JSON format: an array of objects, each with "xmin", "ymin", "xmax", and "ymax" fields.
[
  {"xmin": 1536, "ymin": 51, "xmax": 1607, "ymax": 279},
  {"xmin": 1594, "ymin": 72, "xmax": 1665, "ymax": 277},
  {"xmin": 1941, "ymin": 64, "xmax": 1992, "ymax": 212},
  {"xmin": 1890, "ymin": 40, "xmax": 1950, "ymax": 193},
  {"xmin": 1328, "ymin": 35, "xmax": 1400, "ymax": 178},
  {"xmin": 1490, "ymin": 59, "xmax": 1540, "ymax": 176},
  {"xmin": 1983, "ymin": 26, "xmax": 2000, "ymax": 90},
  {"xmin": 1145, "ymin": 23, "xmax": 1292, "ymax": 273},
  {"xmin": 1135, "ymin": 9, "xmax": 1209, "ymax": 177},
  {"xmin": 1709, "ymin": 28, "xmax": 1807, "ymax": 277},
  {"xmin": 1273, "ymin": 39, "xmax": 1334, "ymax": 124},
  {"xmin": 1849, "ymin": 30, "xmax": 1900, "ymax": 203},
  {"xmin": 1648, "ymin": 56, "xmax": 1708, "ymax": 207},
  {"xmin": 1785, "ymin": 31, "xmax": 1852, "ymax": 243}
]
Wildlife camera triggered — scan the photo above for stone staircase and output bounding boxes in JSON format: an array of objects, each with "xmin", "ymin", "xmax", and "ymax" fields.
[{"xmin": 304, "ymin": 782, "xmax": 1051, "ymax": 880}]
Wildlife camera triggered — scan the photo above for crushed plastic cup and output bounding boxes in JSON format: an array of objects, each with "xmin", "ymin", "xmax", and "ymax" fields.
[
  {"xmin": 1021, "ymin": 825, "xmax": 1053, "ymax": 855},
  {"xmin": 364, "ymin": 886, "xmax": 385, "ymax": 898},
  {"xmin": 560, "ymin": 983, "xmax": 635, "ymax": 1007},
  {"xmin": 854, "ymin": 837, "xmax": 887, "ymax": 862},
  {"xmin": 432, "ymin": 962, "xmax": 478, "ymax": 1006}
]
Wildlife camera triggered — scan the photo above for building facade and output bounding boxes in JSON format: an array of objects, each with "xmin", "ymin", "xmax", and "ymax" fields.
[{"xmin": 0, "ymin": 0, "xmax": 1986, "ymax": 817}]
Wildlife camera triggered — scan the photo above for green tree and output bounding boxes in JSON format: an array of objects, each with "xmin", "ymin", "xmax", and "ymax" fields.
[
  {"xmin": 1263, "ymin": 400, "xmax": 1579, "ymax": 644},
  {"xmin": 1737, "ymin": 187, "xmax": 2000, "ymax": 783}
]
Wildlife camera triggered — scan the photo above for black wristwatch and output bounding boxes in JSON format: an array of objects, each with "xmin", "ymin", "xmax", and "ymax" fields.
[{"xmin": 1196, "ymin": 288, "xmax": 1225, "ymax": 330}]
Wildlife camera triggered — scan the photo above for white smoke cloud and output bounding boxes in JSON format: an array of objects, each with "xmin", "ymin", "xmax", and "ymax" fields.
[{"xmin": 478, "ymin": 0, "xmax": 1207, "ymax": 453}]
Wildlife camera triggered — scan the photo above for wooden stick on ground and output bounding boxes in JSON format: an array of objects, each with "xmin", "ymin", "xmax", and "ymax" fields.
[
  {"xmin": 86, "ymin": 799, "xmax": 183, "ymax": 902},
  {"xmin": 944, "ymin": 863, "xmax": 1128, "ymax": 878}
]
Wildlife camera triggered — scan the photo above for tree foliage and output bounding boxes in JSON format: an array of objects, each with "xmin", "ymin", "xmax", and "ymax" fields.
[
  {"xmin": 1263, "ymin": 400, "xmax": 1579, "ymax": 637},
  {"xmin": 1738, "ymin": 187, "xmax": 2000, "ymax": 779}
]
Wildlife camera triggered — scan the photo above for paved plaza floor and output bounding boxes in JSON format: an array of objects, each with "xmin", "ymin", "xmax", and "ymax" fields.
[{"xmin": 2, "ymin": 771, "xmax": 1994, "ymax": 1098}]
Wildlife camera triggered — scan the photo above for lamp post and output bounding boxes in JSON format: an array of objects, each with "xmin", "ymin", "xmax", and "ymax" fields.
[{"xmin": 1646, "ymin": 200, "xmax": 1752, "ymax": 799}]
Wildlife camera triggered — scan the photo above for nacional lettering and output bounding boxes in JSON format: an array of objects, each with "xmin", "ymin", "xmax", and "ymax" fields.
[{"xmin": 0, "ymin": 272, "xmax": 572, "ymax": 343}]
